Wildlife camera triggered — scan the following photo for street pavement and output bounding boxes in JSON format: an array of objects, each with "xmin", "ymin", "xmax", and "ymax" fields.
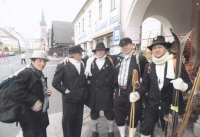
[{"xmin": 0, "ymin": 55, "xmax": 198, "ymax": 137}]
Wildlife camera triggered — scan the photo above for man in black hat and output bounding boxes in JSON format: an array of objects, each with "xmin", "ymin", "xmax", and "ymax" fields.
[
  {"xmin": 114, "ymin": 37, "xmax": 148, "ymax": 137},
  {"xmin": 129, "ymin": 35, "xmax": 193, "ymax": 137},
  {"xmin": 52, "ymin": 45, "xmax": 88, "ymax": 137},
  {"xmin": 85, "ymin": 42, "xmax": 115, "ymax": 137}
]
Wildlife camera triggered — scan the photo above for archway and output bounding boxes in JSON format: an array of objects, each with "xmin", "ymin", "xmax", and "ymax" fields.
[
  {"xmin": 141, "ymin": 16, "xmax": 173, "ymax": 49},
  {"xmin": 124, "ymin": 0, "xmax": 152, "ymax": 41}
]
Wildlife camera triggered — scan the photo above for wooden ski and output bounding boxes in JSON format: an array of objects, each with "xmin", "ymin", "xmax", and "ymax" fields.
[
  {"xmin": 169, "ymin": 28, "xmax": 194, "ymax": 137},
  {"xmin": 179, "ymin": 67, "xmax": 200, "ymax": 137}
]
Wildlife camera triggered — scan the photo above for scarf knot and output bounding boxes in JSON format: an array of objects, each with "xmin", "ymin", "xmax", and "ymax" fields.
[{"xmin": 152, "ymin": 51, "xmax": 175, "ymax": 79}]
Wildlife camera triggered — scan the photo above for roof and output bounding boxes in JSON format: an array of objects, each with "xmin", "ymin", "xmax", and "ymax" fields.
[
  {"xmin": 0, "ymin": 28, "xmax": 18, "ymax": 40},
  {"xmin": 40, "ymin": 10, "xmax": 47, "ymax": 26},
  {"xmin": 52, "ymin": 21, "xmax": 74, "ymax": 44}
]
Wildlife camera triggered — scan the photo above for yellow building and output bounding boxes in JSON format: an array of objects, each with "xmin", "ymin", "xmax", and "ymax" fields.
[{"xmin": 0, "ymin": 28, "xmax": 19, "ymax": 52}]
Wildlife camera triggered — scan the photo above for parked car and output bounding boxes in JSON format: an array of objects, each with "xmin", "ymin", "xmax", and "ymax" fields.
[
  {"xmin": 0, "ymin": 51, "xmax": 9, "ymax": 57},
  {"xmin": 8, "ymin": 51, "xmax": 16, "ymax": 56}
]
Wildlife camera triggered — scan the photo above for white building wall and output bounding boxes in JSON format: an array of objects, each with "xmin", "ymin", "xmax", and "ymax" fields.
[{"xmin": 74, "ymin": 0, "xmax": 121, "ymax": 55}]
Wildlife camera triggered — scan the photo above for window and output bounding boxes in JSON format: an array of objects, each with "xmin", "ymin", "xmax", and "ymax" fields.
[
  {"xmin": 99, "ymin": 0, "xmax": 102, "ymax": 19},
  {"xmin": 96, "ymin": 38, "xmax": 104, "ymax": 43},
  {"xmin": 89, "ymin": 10, "xmax": 91, "ymax": 27},
  {"xmin": 82, "ymin": 18, "xmax": 84, "ymax": 32},
  {"xmin": 79, "ymin": 23, "xmax": 80, "ymax": 34},
  {"xmin": 107, "ymin": 35, "xmax": 113, "ymax": 48},
  {"xmin": 111, "ymin": 0, "xmax": 115, "ymax": 11}
]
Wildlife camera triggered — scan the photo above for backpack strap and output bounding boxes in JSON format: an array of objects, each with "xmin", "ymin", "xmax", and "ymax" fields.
[
  {"xmin": 81, "ymin": 61, "xmax": 85, "ymax": 69},
  {"xmin": 173, "ymin": 58, "xmax": 176, "ymax": 71},
  {"xmin": 148, "ymin": 62, "xmax": 152, "ymax": 74},
  {"xmin": 136, "ymin": 54, "xmax": 141, "ymax": 75},
  {"xmin": 25, "ymin": 68, "xmax": 37, "ymax": 91},
  {"xmin": 107, "ymin": 56, "xmax": 114, "ymax": 68}
]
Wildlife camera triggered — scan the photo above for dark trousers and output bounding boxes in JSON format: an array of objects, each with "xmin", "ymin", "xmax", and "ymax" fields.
[
  {"xmin": 62, "ymin": 101, "xmax": 84, "ymax": 137},
  {"xmin": 114, "ymin": 88, "xmax": 142, "ymax": 127},
  {"xmin": 140, "ymin": 109, "xmax": 165, "ymax": 136},
  {"xmin": 90, "ymin": 109, "xmax": 114, "ymax": 120},
  {"xmin": 19, "ymin": 117, "xmax": 47, "ymax": 137},
  {"xmin": 21, "ymin": 59, "xmax": 26, "ymax": 64}
]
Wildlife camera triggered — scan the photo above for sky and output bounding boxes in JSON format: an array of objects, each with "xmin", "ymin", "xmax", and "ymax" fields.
[{"xmin": 0, "ymin": 0, "xmax": 86, "ymax": 39}]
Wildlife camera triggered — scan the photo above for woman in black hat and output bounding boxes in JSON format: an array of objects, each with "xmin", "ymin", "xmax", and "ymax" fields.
[{"xmin": 129, "ymin": 35, "xmax": 193, "ymax": 137}]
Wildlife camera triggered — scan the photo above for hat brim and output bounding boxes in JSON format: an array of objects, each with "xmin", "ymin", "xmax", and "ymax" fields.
[
  {"xmin": 30, "ymin": 58, "xmax": 49, "ymax": 61},
  {"xmin": 148, "ymin": 42, "xmax": 171, "ymax": 51},
  {"xmin": 69, "ymin": 49, "xmax": 86, "ymax": 54},
  {"xmin": 119, "ymin": 42, "xmax": 132, "ymax": 47},
  {"xmin": 92, "ymin": 48, "xmax": 110, "ymax": 52}
]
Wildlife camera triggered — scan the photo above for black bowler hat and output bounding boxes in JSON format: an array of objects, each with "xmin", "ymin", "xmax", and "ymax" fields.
[
  {"xmin": 148, "ymin": 35, "xmax": 172, "ymax": 51},
  {"xmin": 92, "ymin": 42, "xmax": 109, "ymax": 52},
  {"xmin": 119, "ymin": 37, "xmax": 132, "ymax": 47},
  {"xmin": 69, "ymin": 45, "xmax": 85, "ymax": 54}
]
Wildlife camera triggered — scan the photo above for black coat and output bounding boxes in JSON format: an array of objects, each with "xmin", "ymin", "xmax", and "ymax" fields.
[
  {"xmin": 114, "ymin": 54, "xmax": 148, "ymax": 121},
  {"xmin": 86, "ymin": 57, "xmax": 115, "ymax": 110},
  {"xmin": 7, "ymin": 69, "xmax": 49, "ymax": 133},
  {"xmin": 137, "ymin": 62, "xmax": 193, "ymax": 115},
  {"xmin": 52, "ymin": 62, "xmax": 88, "ymax": 103}
]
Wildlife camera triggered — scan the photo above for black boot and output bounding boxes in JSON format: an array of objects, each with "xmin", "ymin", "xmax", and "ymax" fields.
[
  {"xmin": 108, "ymin": 132, "xmax": 114, "ymax": 137},
  {"xmin": 92, "ymin": 132, "xmax": 99, "ymax": 137}
]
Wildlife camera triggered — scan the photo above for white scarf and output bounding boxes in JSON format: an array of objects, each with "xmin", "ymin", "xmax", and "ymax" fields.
[
  {"xmin": 69, "ymin": 58, "xmax": 81, "ymax": 74},
  {"xmin": 85, "ymin": 54, "xmax": 107, "ymax": 77},
  {"xmin": 152, "ymin": 51, "xmax": 175, "ymax": 79}
]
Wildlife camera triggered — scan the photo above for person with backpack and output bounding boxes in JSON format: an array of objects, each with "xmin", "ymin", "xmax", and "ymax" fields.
[
  {"xmin": 7, "ymin": 50, "xmax": 52, "ymax": 137},
  {"xmin": 129, "ymin": 35, "xmax": 193, "ymax": 137},
  {"xmin": 52, "ymin": 45, "xmax": 88, "ymax": 137},
  {"xmin": 84, "ymin": 42, "xmax": 116, "ymax": 137},
  {"xmin": 113, "ymin": 37, "xmax": 148, "ymax": 137}
]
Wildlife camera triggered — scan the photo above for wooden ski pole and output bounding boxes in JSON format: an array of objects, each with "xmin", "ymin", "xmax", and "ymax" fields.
[
  {"xmin": 128, "ymin": 69, "xmax": 139, "ymax": 137},
  {"xmin": 5, "ymin": 55, "xmax": 14, "ymax": 76},
  {"xmin": 179, "ymin": 67, "xmax": 200, "ymax": 137}
]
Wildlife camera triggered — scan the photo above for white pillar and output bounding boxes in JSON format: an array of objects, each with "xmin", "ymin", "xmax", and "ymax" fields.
[
  {"xmin": 103, "ymin": 36, "xmax": 108, "ymax": 48},
  {"xmin": 87, "ymin": 41, "xmax": 93, "ymax": 56},
  {"xmin": 93, "ymin": 40, "xmax": 97, "ymax": 50}
]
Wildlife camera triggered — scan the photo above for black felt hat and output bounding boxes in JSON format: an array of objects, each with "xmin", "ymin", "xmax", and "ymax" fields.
[
  {"xmin": 119, "ymin": 37, "xmax": 132, "ymax": 47},
  {"xmin": 148, "ymin": 35, "xmax": 172, "ymax": 51},
  {"xmin": 92, "ymin": 42, "xmax": 109, "ymax": 52},
  {"xmin": 69, "ymin": 45, "xmax": 85, "ymax": 54}
]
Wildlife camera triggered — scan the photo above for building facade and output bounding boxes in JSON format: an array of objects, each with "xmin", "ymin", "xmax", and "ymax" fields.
[
  {"xmin": 40, "ymin": 10, "xmax": 49, "ymax": 52},
  {"xmin": 74, "ymin": 0, "xmax": 120, "ymax": 55},
  {"xmin": 50, "ymin": 21, "xmax": 74, "ymax": 57},
  {"xmin": 74, "ymin": 0, "xmax": 199, "ymax": 63},
  {"xmin": 4, "ymin": 27, "xmax": 26, "ymax": 52},
  {"xmin": 0, "ymin": 28, "xmax": 19, "ymax": 52}
]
